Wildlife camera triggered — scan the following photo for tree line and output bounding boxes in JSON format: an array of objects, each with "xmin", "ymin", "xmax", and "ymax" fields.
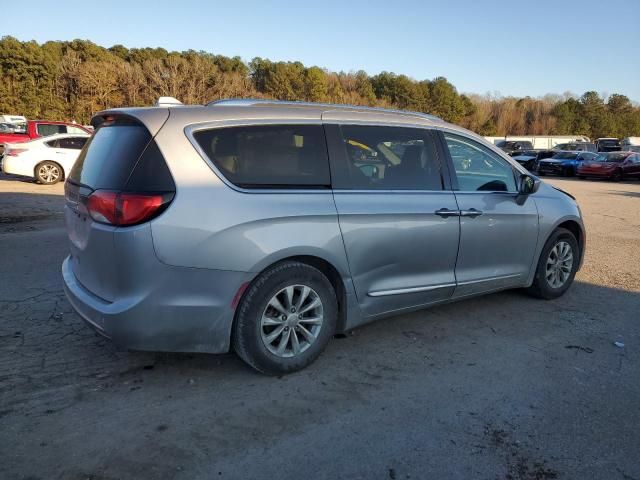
[{"xmin": 1, "ymin": 36, "xmax": 639, "ymax": 139}]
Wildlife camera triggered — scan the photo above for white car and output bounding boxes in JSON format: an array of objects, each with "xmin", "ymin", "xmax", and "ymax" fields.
[{"xmin": 2, "ymin": 133, "xmax": 90, "ymax": 184}]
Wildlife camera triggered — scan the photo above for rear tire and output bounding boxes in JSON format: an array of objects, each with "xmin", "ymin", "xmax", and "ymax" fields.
[
  {"xmin": 35, "ymin": 161, "xmax": 63, "ymax": 184},
  {"xmin": 610, "ymin": 170, "xmax": 622, "ymax": 182},
  {"xmin": 232, "ymin": 261, "xmax": 338, "ymax": 375},
  {"xmin": 526, "ymin": 228, "xmax": 579, "ymax": 300}
]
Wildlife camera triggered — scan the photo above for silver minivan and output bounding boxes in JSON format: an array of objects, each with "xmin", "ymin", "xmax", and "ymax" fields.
[{"xmin": 62, "ymin": 99, "xmax": 585, "ymax": 374}]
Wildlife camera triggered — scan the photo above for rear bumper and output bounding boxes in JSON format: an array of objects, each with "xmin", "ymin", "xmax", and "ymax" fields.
[{"xmin": 62, "ymin": 255, "xmax": 251, "ymax": 353}]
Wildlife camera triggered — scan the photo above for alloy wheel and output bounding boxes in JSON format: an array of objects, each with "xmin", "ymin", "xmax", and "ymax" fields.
[
  {"xmin": 545, "ymin": 241, "xmax": 573, "ymax": 288},
  {"xmin": 260, "ymin": 284, "xmax": 324, "ymax": 358},
  {"xmin": 38, "ymin": 164, "xmax": 60, "ymax": 183}
]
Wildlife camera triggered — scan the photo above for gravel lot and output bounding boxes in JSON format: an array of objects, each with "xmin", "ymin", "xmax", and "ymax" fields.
[{"xmin": 1, "ymin": 173, "xmax": 639, "ymax": 480}]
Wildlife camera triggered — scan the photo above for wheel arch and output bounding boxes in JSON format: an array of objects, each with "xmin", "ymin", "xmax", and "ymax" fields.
[
  {"xmin": 236, "ymin": 253, "xmax": 355, "ymax": 336},
  {"xmin": 549, "ymin": 217, "xmax": 586, "ymax": 271},
  {"xmin": 34, "ymin": 159, "xmax": 65, "ymax": 181}
]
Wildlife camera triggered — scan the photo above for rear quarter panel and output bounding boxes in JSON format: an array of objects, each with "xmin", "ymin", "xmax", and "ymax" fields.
[{"xmin": 148, "ymin": 114, "xmax": 354, "ymax": 291}]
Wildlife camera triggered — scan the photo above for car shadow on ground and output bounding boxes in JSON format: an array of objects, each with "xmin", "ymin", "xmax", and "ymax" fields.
[
  {"xmin": 10, "ymin": 278, "xmax": 638, "ymax": 386},
  {"xmin": 1, "ymin": 175, "xmax": 639, "ymax": 479},
  {"xmin": 0, "ymin": 172, "xmax": 38, "ymax": 184},
  {"xmin": 608, "ymin": 190, "xmax": 640, "ymax": 198},
  {"xmin": 545, "ymin": 176, "xmax": 639, "ymax": 185}
]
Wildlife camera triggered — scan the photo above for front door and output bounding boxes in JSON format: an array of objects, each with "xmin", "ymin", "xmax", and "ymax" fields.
[
  {"xmin": 440, "ymin": 131, "xmax": 539, "ymax": 298},
  {"xmin": 325, "ymin": 122, "xmax": 460, "ymax": 318}
]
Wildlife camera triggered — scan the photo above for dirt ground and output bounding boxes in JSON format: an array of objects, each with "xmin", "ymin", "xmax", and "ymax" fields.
[{"xmin": 1, "ymin": 172, "xmax": 639, "ymax": 480}]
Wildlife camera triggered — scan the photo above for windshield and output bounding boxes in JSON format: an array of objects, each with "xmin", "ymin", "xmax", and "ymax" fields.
[
  {"xmin": 599, "ymin": 139, "xmax": 620, "ymax": 146},
  {"xmin": 595, "ymin": 153, "xmax": 629, "ymax": 163},
  {"xmin": 552, "ymin": 152, "xmax": 579, "ymax": 160}
]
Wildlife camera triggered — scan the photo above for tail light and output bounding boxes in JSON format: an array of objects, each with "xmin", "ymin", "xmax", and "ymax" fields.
[
  {"xmin": 5, "ymin": 148, "xmax": 27, "ymax": 157},
  {"xmin": 86, "ymin": 190, "xmax": 174, "ymax": 226}
]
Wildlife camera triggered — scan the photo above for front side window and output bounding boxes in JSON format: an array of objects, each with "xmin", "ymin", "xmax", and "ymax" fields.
[
  {"xmin": 37, "ymin": 124, "xmax": 67, "ymax": 136},
  {"xmin": 333, "ymin": 125, "xmax": 442, "ymax": 190},
  {"xmin": 444, "ymin": 133, "xmax": 517, "ymax": 192},
  {"xmin": 193, "ymin": 125, "xmax": 330, "ymax": 188}
]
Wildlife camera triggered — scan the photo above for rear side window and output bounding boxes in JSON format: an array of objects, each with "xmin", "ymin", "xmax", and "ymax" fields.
[
  {"xmin": 69, "ymin": 124, "xmax": 174, "ymax": 192},
  {"xmin": 37, "ymin": 124, "xmax": 66, "ymax": 136},
  {"xmin": 330, "ymin": 125, "xmax": 443, "ymax": 190},
  {"xmin": 193, "ymin": 125, "xmax": 330, "ymax": 188},
  {"xmin": 58, "ymin": 137, "xmax": 88, "ymax": 150}
]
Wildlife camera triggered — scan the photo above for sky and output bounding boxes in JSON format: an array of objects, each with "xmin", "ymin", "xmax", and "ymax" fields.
[{"xmin": 4, "ymin": 0, "xmax": 640, "ymax": 101}]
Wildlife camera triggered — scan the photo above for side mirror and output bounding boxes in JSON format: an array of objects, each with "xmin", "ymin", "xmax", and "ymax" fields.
[
  {"xmin": 518, "ymin": 174, "xmax": 540, "ymax": 195},
  {"xmin": 359, "ymin": 164, "xmax": 379, "ymax": 179}
]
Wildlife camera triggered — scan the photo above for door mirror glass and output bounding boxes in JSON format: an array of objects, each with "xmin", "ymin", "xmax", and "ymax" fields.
[
  {"xmin": 519, "ymin": 174, "xmax": 539, "ymax": 195},
  {"xmin": 359, "ymin": 164, "xmax": 379, "ymax": 178}
]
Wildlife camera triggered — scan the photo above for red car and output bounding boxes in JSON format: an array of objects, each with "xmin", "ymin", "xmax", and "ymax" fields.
[
  {"xmin": 0, "ymin": 120, "xmax": 92, "ymax": 155},
  {"xmin": 577, "ymin": 151, "xmax": 640, "ymax": 181}
]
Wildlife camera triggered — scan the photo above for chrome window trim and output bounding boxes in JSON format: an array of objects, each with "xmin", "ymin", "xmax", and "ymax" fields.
[{"xmin": 331, "ymin": 188, "xmax": 454, "ymax": 195}]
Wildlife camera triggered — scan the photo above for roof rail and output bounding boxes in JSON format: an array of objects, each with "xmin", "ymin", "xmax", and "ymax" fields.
[
  {"xmin": 207, "ymin": 98, "xmax": 442, "ymax": 122},
  {"xmin": 155, "ymin": 96, "xmax": 183, "ymax": 107}
]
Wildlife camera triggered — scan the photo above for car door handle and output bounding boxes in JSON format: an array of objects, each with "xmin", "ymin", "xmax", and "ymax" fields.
[
  {"xmin": 459, "ymin": 208, "xmax": 483, "ymax": 218},
  {"xmin": 435, "ymin": 208, "xmax": 461, "ymax": 218}
]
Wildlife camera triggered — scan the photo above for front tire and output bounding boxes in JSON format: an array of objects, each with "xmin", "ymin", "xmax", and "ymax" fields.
[
  {"xmin": 610, "ymin": 170, "xmax": 622, "ymax": 182},
  {"xmin": 233, "ymin": 261, "xmax": 338, "ymax": 375},
  {"xmin": 35, "ymin": 161, "xmax": 63, "ymax": 184},
  {"xmin": 526, "ymin": 228, "xmax": 579, "ymax": 299}
]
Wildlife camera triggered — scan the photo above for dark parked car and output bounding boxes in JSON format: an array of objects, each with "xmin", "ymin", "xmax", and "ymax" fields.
[
  {"xmin": 595, "ymin": 138, "xmax": 621, "ymax": 152},
  {"xmin": 538, "ymin": 151, "xmax": 598, "ymax": 176},
  {"xmin": 577, "ymin": 151, "xmax": 640, "ymax": 181},
  {"xmin": 496, "ymin": 140, "xmax": 534, "ymax": 155},
  {"xmin": 552, "ymin": 142, "xmax": 597, "ymax": 152},
  {"xmin": 511, "ymin": 149, "xmax": 555, "ymax": 171}
]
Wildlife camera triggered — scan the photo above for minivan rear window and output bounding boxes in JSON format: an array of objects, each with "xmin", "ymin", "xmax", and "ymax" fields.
[
  {"xmin": 193, "ymin": 125, "xmax": 331, "ymax": 188},
  {"xmin": 69, "ymin": 125, "xmax": 151, "ymax": 189}
]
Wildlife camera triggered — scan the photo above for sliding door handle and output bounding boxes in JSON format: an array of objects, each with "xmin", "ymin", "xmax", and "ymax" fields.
[
  {"xmin": 435, "ymin": 208, "xmax": 461, "ymax": 218},
  {"xmin": 460, "ymin": 208, "xmax": 483, "ymax": 218}
]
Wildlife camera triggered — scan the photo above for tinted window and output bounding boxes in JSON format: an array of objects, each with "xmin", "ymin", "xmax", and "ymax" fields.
[
  {"xmin": 332, "ymin": 125, "xmax": 442, "ymax": 190},
  {"xmin": 552, "ymin": 152, "xmax": 579, "ymax": 159},
  {"xmin": 444, "ymin": 133, "xmax": 517, "ymax": 192},
  {"xmin": 37, "ymin": 124, "xmax": 66, "ymax": 136},
  {"xmin": 58, "ymin": 137, "xmax": 88, "ymax": 150},
  {"xmin": 69, "ymin": 125, "xmax": 151, "ymax": 189},
  {"xmin": 194, "ymin": 125, "xmax": 330, "ymax": 188},
  {"xmin": 598, "ymin": 152, "xmax": 630, "ymax": 163}
]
